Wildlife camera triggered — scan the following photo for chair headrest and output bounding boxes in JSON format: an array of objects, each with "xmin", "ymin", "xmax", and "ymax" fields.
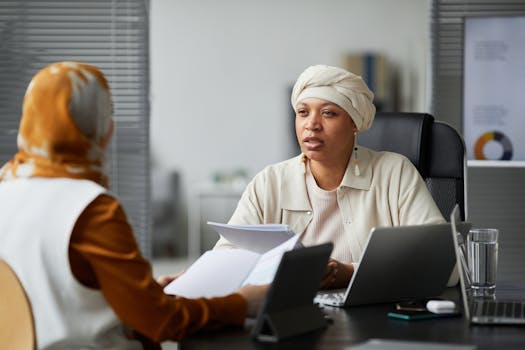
[
  {"xmin": 429, "ymin": 121, "xmax": 465, "ymax": 178},
  {"xmin": 358, "ymin": 112, "xmax": 434, "ymax": 178}
]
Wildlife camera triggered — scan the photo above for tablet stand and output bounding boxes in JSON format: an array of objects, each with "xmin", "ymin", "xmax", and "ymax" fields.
[
  {"xmin": 252, "ymin": 303, "xmax": 327, "ymax": 341},
  {"xmin": 251, "ymin": 243, "xmax": 333, "ymax": 342}
]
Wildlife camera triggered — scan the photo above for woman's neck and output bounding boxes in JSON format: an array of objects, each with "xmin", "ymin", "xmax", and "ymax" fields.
[{"xmin": 308, "ymin": 157, "xmax": 350, "ymax": 191}]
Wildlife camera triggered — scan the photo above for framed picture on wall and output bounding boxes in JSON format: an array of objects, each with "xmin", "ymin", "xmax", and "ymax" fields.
[{"xmin": 463, "ymin": 15, "xmax": 525, "ymax": 164}]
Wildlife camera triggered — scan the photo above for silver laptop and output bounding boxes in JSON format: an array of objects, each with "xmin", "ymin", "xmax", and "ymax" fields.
[
  {"xmin": 450, "ymin": 204, "xmax": 525, "ymax": 325},
  {"xmin": 315, "ymin": 223, "xmax": 456, "ymax": 307}
]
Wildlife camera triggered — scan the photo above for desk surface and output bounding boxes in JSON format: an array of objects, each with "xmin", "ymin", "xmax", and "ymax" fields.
[{"xmin": 180, "ymin": 284, "xmax": 525, "ymax": 350}]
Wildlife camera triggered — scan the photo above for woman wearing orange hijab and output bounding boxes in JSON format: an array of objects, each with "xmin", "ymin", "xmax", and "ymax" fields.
[{"xmin": 0, "ymin": 62, "xmax": 265, "ymax": 349}]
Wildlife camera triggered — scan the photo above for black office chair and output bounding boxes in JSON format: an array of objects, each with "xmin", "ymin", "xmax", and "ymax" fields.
[{"xmin": 358, "ymin": 112, "xmax": 466, "ymax": 221}]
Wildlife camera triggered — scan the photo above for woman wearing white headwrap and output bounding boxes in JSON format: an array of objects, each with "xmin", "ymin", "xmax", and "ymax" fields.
[{"xmin": 215, "ymin": 65, "xmax": 444, "ymax": 288}]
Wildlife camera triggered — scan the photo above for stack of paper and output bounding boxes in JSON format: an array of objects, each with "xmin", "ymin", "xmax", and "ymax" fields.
[
  {"xmin": 206, "ymin": 222, "xmax": 296, "ymax": 253},
  {"xmin": 348, "ymin": 339, "xmax": 476, "ymax": 350},
  {"xmin": 163, "ymin": 222, "xmax": 302, "ymax": 298}
]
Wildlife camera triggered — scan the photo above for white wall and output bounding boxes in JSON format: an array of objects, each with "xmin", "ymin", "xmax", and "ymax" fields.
[{"xmin": 150, "ymin": 0, "xmax": 430, "ymax": 236}]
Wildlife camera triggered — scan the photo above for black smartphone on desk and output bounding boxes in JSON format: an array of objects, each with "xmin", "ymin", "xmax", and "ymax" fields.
[{"xmin": 388, "ymin": 299, "xmax": 461, "ymax": 321}]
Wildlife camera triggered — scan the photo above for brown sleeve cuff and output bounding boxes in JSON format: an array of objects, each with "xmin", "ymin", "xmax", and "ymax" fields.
[{"xmin": 207, "ymin": 293, "xmax": 247, "ymax": 326}]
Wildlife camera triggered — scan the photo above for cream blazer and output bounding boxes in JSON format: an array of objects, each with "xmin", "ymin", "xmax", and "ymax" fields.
[{"xmin": 215, "ymin": 146, "xmax": 446, "ymax": 263}]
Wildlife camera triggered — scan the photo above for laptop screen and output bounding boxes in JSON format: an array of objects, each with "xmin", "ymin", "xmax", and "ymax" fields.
[{"xmin": 450, "ymin": 204, "xmax": 472, "ymax": 319}]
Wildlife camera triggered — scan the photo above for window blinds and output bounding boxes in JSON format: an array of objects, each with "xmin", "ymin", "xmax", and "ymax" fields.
[{"xmin": 0, "ymin": 0, "xmax": 151, "ymax": 257}]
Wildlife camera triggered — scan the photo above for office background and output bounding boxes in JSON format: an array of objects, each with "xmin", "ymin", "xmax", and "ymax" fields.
[
  {"xmin": 151, "ymin": 0, "xmax": 525, "ymax": 281},
  {"xmin": 150, "ymin": 0, "xmax": 431, "ymax": 255},
  {"xmin": 1, "ymin": 0, "xmax": 524, "ymax": 282}
]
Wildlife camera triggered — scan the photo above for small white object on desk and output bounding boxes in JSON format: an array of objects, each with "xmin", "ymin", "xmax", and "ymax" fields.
[{"xmin": 426, "ymin": 300, "xmax": 456, "ymax": 314}]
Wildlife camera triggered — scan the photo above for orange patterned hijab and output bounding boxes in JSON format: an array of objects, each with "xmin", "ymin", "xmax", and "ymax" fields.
[{"xmin": 0, "ymin": 62, "xmax": 113, "ymax": 187}]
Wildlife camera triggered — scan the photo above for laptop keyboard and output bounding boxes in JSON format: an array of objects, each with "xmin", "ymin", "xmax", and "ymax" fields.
[
  {"xmin": 314, "ymin": 289, "xmax": 346, "ymax": 305},
  {"xmin": 471, "ymin": 300, "xmax": 525, "ymax": 319}
]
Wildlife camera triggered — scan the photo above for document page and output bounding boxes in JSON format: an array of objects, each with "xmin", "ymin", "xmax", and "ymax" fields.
[
  {"xmin": 163, "ymin": 249, "xmax": 260, "ymax": 298},
  {"xmin": 164, "ymin": 235, "xmax": 302, "ymax": 298},
  {"xmin": 348, "ymin": 339, "xmax": 475, "ymax": 350},
  {"xmin": 242, "ymin": 235, "xmax": 302, "ymax": 286},
  {"xmin": 208, "ymin": 222, "xmax": 295, "ymax": 254}
]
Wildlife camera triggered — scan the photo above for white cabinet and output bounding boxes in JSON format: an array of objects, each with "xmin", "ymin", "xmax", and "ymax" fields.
[{"xmin": 187, "ymin": 183, "xmax": 244, "ymax": 258}]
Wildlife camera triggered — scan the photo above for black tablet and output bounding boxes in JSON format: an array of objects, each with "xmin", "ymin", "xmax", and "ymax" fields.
[{"xmin": 251, "ymin": 243, "xmax": 333, "ymax": 342}]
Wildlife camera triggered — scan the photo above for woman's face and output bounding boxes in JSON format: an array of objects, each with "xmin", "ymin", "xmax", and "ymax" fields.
[{"xmin": 295, "ymin": 97, "xmax": 357, "ymax": 166}]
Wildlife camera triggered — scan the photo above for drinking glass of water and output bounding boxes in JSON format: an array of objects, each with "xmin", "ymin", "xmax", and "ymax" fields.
[{"xmin": 467, "ymin": 228, "xmax": 499, "ymax": 297}]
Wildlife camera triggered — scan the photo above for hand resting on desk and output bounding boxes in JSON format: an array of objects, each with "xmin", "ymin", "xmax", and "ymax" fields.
[{"xmin": 320, "ymin": 258, "xmax": 355, "ymax": 290}]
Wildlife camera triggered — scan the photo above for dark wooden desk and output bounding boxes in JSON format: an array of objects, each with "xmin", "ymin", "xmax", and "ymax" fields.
[{"xmin": 180, "ymin": 284, "xmax": 525, "ymax": 350}]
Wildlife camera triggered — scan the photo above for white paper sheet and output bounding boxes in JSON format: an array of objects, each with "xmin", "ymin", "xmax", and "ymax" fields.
[
  {"xmin": 208, "ymin": 221, "xmax": 295, "ymax": 254},
  {"xmin": 163, "ymin": 235, "xmax": 303, "ymax": 298},
  {"xmin": 242, "ymin": 235, "xmax": 302, "ymax": 286},
  {"xmin": 163, "ymin": 249, "xmax": 259, "ymax": 298},
  {"xmin": 347, "ymin": 339, "xmax": 476, "ymax": 350}
]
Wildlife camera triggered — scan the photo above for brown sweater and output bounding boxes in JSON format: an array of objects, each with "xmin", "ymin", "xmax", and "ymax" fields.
[{"xmin": 68, "ymin": 194, "xmax": 246, "ymax": 343}]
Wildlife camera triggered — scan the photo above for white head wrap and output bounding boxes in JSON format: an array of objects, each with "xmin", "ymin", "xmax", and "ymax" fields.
[{"xmin": 291, "ymin": 64, "xmax": 376, "ymax": 131}]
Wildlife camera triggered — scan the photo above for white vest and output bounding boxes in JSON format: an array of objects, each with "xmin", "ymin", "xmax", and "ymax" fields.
[{"xmin": 0, "ymin": 178, "xmax": 142, "ymax": 350}]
